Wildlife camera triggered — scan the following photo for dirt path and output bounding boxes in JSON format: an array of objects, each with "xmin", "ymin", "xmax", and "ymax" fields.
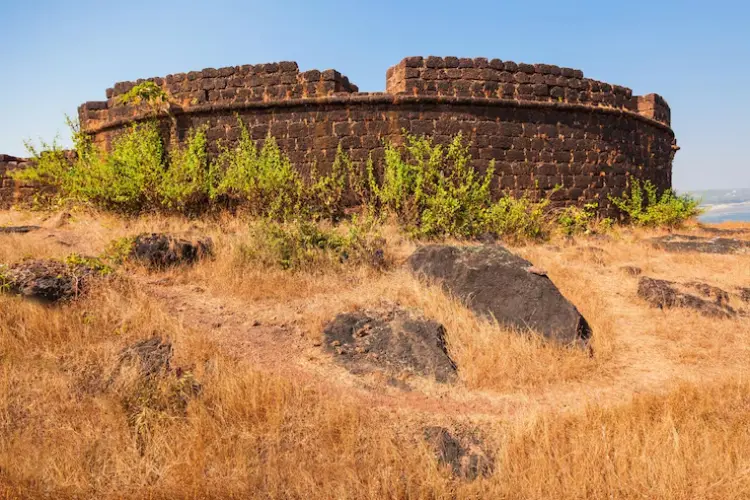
[{"xmin": 139, "ymin": 273, "xmax": 719, "ymax": 425}]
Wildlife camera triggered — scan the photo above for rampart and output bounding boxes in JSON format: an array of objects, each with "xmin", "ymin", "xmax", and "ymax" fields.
[{"xmin": 2, "ymin": 57, "xmax": 678, "ymax": 211}]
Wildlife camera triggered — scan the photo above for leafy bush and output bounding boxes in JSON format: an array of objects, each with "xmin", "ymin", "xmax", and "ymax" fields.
[
  {"xmin": 211, "ymin": 123, "xmax": 303, "ymax": 219},
  {"xmin": 370, "ymin": 133, "xmax": 549, "ymax": 240},
  {"xmin": 483, "ymin": 193, "xmax": 550, "ymax": 241},
  {"xmin": 117, "ymin": 81, "xmax": 169, "ymax": 109},
  {"xmin": 609, "ymin": 179, "xmax": 702, "ymax": 227},
  {"xmin": 372, "ymin": 133, "xmax": 493, "ymax": 237},
  {"xmin": 15, "ymin": 120, "xmax": 166, "ymax": 212},
  {"xmin": 236, "ymin": 218, "xmax": 387, "ymax": 271},
  {"xmin": 159, "ymin": 126, "xmax": 211, "ymax": 211},
  {"xmin": 557, "ymin": 202, "xmax": 599, "ymax": 236}
]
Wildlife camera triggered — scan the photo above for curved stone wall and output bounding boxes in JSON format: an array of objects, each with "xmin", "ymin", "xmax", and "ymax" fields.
[{"xmin": 75, "ymin": 57, "xmax": 677, "ymax": 212}]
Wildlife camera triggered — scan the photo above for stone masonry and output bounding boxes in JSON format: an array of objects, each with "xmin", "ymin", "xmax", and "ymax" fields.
[
  {"xmin": 0, "ymin": 155, "xmax": 35, "ymax": 208},
  {"xmin": 2, "ymin": 57, "xmax": 677, "ymax": 212}
]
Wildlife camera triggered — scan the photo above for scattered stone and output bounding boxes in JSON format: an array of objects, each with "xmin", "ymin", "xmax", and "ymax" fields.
[
  {"xmin": 637, "ymin": 277, "xmax": 735, "ymax": 318},
  {"xmin": 323, "ymin": 307, "xmax": 457, "ymax": 382},
  {"xmin": 1, "ymin": 259, "xmax": 95, "ymax": 303},
  {"xmin": 0, "ymin": 225, "xmax": 41, "ymax": 234},
  {"xmin": 130, "ymin": 233, "xmax": 213, "ymax": 268},
  {"xmin": 407, "ymin": 245, "xmax": 591, "ymax": 346},
  {"xmin": 650, "ymin": 234, "xmax": 750, "ymax": 255},
  {"xmin": 684, "ymin": 281, "xmax": 731, "ymax": 307},
  {"xmin": 620, "ymin": 265, "xmax": 642, "ymax": 276},
  {"xmin": 423, "ymin": 426, "xmax": 493, "ymax": 481},
  {"xmin": 739, "ymin": 288, "xmax": 750, "ymax": 303}
]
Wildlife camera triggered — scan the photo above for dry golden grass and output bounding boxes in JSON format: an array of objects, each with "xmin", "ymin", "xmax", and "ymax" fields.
[{"xmin": 1, "ymin": 209, "xmax": 750, "ymax": 499}]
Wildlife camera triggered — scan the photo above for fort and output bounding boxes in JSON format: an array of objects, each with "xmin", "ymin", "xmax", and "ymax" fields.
[{"xmin": 1, "ymin": 57, "xmax": 677, "ymax": 211}]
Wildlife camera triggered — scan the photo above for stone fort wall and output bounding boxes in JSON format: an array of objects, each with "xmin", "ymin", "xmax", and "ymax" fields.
[{"xmin": 2, "ymin": 57, "xmax": 677, "ymax": 211}]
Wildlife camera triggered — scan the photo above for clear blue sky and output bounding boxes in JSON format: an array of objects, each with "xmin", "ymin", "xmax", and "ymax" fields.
[{"xmin": 1, "ymin": 0, "xmax": 748, "ymax": 190}]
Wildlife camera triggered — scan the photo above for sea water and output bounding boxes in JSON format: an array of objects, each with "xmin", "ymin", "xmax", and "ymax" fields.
[{"xmin": 698, "ymin": 201, "xmax": 750, "ymax": 223}]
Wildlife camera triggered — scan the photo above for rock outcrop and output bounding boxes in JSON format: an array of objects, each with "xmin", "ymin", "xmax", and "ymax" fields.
[
  {"xmin": 407, "ymin": 245, "xmax": 591, "ymax": 346},
  {"xmin": 323, "ymin": 308, "xmax": 457, "ymax": 383},
  {"xmin": 650, "ymin": 234, "xmax": 750, "ymax": 254},
  {"xmin": 637, "ymin": 277, "xmax": 737, "ymax": 318},
  {"xmin": 130, "ymin": 233, "xmax": 213, "ymax": 268},
  {"xmin": 423, "ymin": 426, "xmax": 493, "ymax": 481},
  {"xmin": 1, "ymin": 259, "xmax": 95, "ymax": 302}
]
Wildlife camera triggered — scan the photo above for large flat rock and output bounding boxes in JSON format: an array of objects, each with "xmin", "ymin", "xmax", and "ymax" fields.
[
  {"xmin": 407, "ymin": 245, "xmax": 591, "ymax": 346},
  {"xmin": 650, "ymin": 234, "xmax": 750, "ymax": 254},
  {"xmin": 323, "ymin": 307, "xmax": 457, "ymax": 382}
]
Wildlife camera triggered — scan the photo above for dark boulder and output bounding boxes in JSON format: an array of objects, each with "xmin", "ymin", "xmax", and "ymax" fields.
[
  {"xmin": 407, "ymin": 245, "xmax": 591, "ymax": 346},
  {"xmin": 637, "ymin": 277, "xmax": 736, "ymax": 318},
  {"xmin": 1, "ymin": 259, "xmax": 94, "ymax": 303},
  {"xmin": 323, "ymin": 308, "xmax": 457, "ymax": 382},
  {"xmin": 650, "ymin": 234, "xmax": 750, "ymax": 255},
  {"xmin": 423, "ymin": 426, "xmax": 493, "ymax": 481},
  {"xmin": 130, "ymin": 233, "xmax": 213, "ymax": 268},
  {"xmin": 739, "ymin": 287, "xmax": 750, "ymax": 303}
]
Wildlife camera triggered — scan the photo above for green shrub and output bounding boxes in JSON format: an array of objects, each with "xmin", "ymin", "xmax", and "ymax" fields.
[
  {"xmin": 158, "ymin": 126, "xmax": 211, "ymax": 211},
  {"xmin": 609, "ymin": 179, "xmax": 702, "ymax": 227},
  {"xmin": 370, "ymin": 133, "xmax": 549, "ymax": 240},
  {"xmin": 102, "ymin": 236, "xmax": 137, "ymax": 264},
  {"xmin": 482, "ymin": 193, "xmax": 550, "ymax": 241},
  {"xmin": 117, "ymin": 81, "xmax": 169, "ymax": 109},
  {"xmin": 306, "ymin": 145, "xmax": 371, "ymax": 221},
  {"xmin": 236, "ymin": 218, "xmax": 387, "ymax": 271},
  {"xmin": 372, "ymin": 133, "xmax": 493, "ymax": 237},
  {"xmin": 63, "ymin": 253, "xmax": 114, "ymax": 276},
  {"xmin": 557, "ymin": 202, "xmax": 599, "ymax": 236},
  {"xmin": 82, "ymin": 122, "xmax": 165, "ymax": 211},
  {"xmin": 212, "ymin": 123, "xmax": 303, "ymax": 220}
]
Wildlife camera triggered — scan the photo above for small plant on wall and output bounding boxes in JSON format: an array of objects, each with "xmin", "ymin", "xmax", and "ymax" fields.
[{"xmin": 117, "ymin": 82, "xmax": 170, "ymax": 113}]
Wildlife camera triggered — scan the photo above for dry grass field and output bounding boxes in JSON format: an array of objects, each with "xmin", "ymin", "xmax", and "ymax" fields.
[{"xmin": 1, "ymin": 208, "xmax": 749, "ymax": 499}]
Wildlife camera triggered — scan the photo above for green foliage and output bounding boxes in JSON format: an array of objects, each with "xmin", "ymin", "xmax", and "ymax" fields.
[
  {"xmin": 212, "ymin": 123, "xmax": 303, "ymax": 219},
  {"xmin": 306, "ymin": 145, "xmax": 370, "ymax": 221},
  {"xmin": 371, "ymin": 133, "xmax": 548, "ymax": 240},
  {"xmin": 236, "ymin": 218, "xmax": 387, "ymax": 271},
  {"xmin": 482, "ymin": 194, "xmax": 550, "ymax": 241},
  {"xmin": 63, "ymin": 253, "xmax": 114, "ymax": 276},
  {"xmin": 18, "ymin": 123, "xmax": 551, "ymax": 239},
  {"xmin": 158, "ymin": 126, "xmax": 211, "ymax": 211},
  {"xmin": 16, "ymin": 120, "xmax": 166, "ymax": 212},
  {"xmin": 373, "ymin": 133, "xmax": 493, "ymax": 236},
  {"xmin": 82, "ymin": 122, "xmax": 165, "ymax": 210},
  {"xmin": 102, "ymin": 236, "xmax": 136, "ymax": 265},
  {"xmin": 557, "ymin": 202, "xmax": 599, "ymax": 236},
  {"xmin": 117, "ymin": 81, "xmax": 169, "ymax": 109},
  {"xmin": 609, "ymin": 179, "xmax": 702, "ymax": 227}
]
